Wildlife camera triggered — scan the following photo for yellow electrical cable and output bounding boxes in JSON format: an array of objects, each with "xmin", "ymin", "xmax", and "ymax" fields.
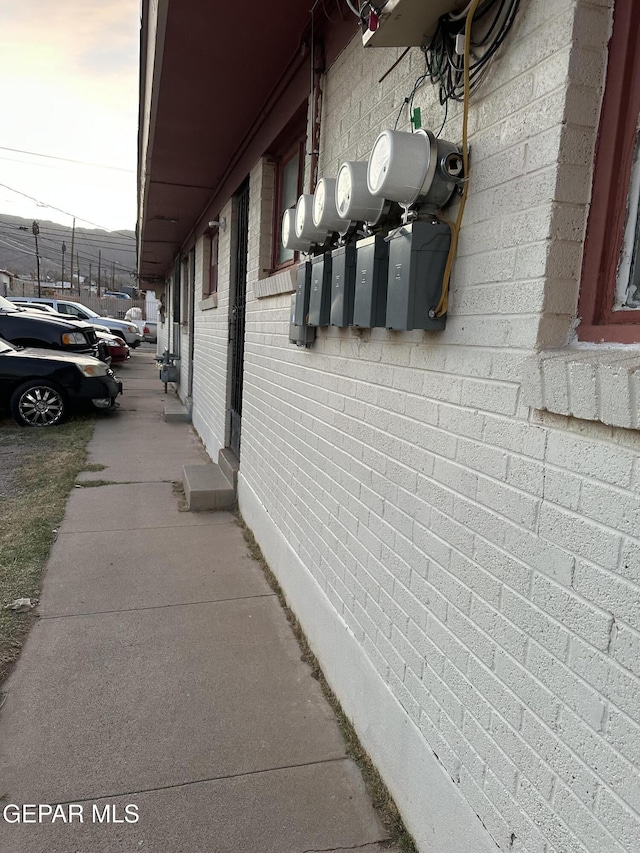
[{"xmin": 434, "ymin": 0, "xmax": 482, "ymax": 318}]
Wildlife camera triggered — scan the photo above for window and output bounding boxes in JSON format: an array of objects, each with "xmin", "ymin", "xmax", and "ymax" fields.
[
  {"xmin": 59, "ymin": 304, "xmax": 86, "ymax": 319},
  {"xmin": 204, "ymin": 227, "xmax": 219, "ymax": 297},
  {"xmin": 579, "ymin": 0, "xmax": 640, "ymax": 343},
  {"xmin": 269, "ymin": 106, "xmax": 307, "ymax": 272},
  {"xmin": 273, "ymin": 142, "xmax": 304, "ymax": 269}
]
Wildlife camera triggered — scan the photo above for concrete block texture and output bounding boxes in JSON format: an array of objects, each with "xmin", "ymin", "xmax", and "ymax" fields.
[
  {"xmin": 183, "ymin": 463, "xmax": 235, "ymax": 511},
  {"xmin": 523, "ymin": 349, "xmax": 640, "ymax": 430}
]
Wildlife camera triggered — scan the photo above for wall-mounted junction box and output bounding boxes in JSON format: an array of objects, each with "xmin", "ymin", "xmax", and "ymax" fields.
[
  {"xmin": 352, "ymin": 234, "xmax": 390, "ymax": 328},
  {"xmin": 362, "ymin": 0, "xmax": 466, "ymax": 48},
  {"xmin": 330, "ymin": 243, "xmax": 357, "ymax": 327},
  {"xmin": 294, "ymin": 261, "xmax": 312, "ymax": 325},
  {"xmin": 385, "ymin": 220, "xmax": 451, "ymax": 331},
  {"xmin": 308, "ymin": 253, "xmax": 332, "ymax": 327},
  {"xmin": 289, "ymin": 292, "xmax": 316, "ymax": 347}
]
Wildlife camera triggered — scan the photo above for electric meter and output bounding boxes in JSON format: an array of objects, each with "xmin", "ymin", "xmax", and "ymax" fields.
[
  {"xmin": 295, "ymin": 194, "xmax": 328, "ymax": 244},
  {"xmin": 367, "ymin": 129, "xmax": 462, "ymax": 208},
  {"xmin": 335, "ymin": 161, "xmax": 386, "ymax": 228},
  {"xmin": 313, "ymin": 177, "xmax": 351, "ymax": 233},
  {"xmin": 282, "ymin": 207, "xmax": 312, "ymax": 253}
]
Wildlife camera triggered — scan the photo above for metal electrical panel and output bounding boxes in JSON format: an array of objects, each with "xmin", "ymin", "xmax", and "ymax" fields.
[
  {"xmin": 308, "ymin": 253, "xmax": 332, "ymax": 326},
  {"xmin": 294, "ymin": 261, "xmax": 312, "ymax": 326},
  {"xmin": 352, "ymin": 234, "xmax": 390, "ymax": 328},
  {"xmin": 330, "ymin": 243, "xmax": 357, "ymax": 327},
  {"xmin": 385, "ymin": 220, "xmax": 450, "ymax": 331},
  {"xmin": 289, "ymin": 293, "xmax": 316, "ymax": 347},
  {"xmin": 362, "ymin": 0, "xmax": 465, "ymax": 47}
]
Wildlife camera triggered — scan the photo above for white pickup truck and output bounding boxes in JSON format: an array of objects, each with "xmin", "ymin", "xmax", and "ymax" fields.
[{"xmin": 124, "ymin": 307, "xmax": 157, "ymax": 342}]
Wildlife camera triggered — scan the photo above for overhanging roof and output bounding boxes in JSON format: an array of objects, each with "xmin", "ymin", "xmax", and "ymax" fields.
[{"xmin": 138, "ymin": 0, "xmax": 357, "ymax": 280}]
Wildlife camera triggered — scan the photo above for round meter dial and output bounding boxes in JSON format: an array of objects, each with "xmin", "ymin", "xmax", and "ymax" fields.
[
  {"xmin": 335, "ymin": 164, "xmax": 353, "ymax": 219},
  {"xmin": 281, "ymin": 207, "xmax": 311, "ymax": 252},
  {"xmin": 313, "ymin": 180, "xmax": 326, "ymax": 223},
  {"xmin": 367, "ymin": 133, "xmax": 392, "ymax": 196},
  {"xmin": 295, "ymin": 194, "xmax": 327, "ymax": 243},
  {"xmin": 335, "ymin": 161, "xmax": 385, "ymax": 225},
  {"xmin": 313, "ymin": 177, "xmax": 350, "ymax": 233}
]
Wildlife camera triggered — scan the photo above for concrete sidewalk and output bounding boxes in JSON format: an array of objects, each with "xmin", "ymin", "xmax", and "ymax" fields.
[{"xmin": 0, "ymin": 348, "xmax": 395, "ymax": 853}]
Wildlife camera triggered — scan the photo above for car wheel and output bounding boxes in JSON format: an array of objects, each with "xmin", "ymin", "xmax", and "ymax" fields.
[{"xmin": 10, "ymin": 380, "xmax": 67, "ymax": 427}]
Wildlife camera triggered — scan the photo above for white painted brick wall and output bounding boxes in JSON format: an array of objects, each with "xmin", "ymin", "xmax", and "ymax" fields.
[
  {"xmin": 191, "ymin": 198, "xmax": 235, "ymax": 459},
  {"xmin": 184, "ymin": 0, "xmax": 640, "ymax": 850}
]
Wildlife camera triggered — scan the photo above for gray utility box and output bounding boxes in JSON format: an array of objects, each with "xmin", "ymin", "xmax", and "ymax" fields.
[
  {"xmin": 294, "ymin": 261, "xmax": 312, "ymax": 325},
  {"xmin": 289, "ymin": 294, "xmax": 316, "ymax": 347},
  {"xmin": 330, "ymin": 243, "xmax": 357, "ymax": 327},
  {"xmin": 386, "ymin": 220, "xmax": 451, "ymax": 331},
  {"xmin": 352, "ymin": 234, "xmax": 390, "ymax": 328},
  {"xmin": 159, "ymin": 364, "xmax": 179, "ymax": 383},
  {"xmin": 308, "ymin": 253, "xmax": 332, "ymax": 327}
]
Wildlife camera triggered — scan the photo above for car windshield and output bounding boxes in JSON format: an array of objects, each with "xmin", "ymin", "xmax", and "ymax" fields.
[
  {"xmin": 0, "ymin": 295, "xmax": 22, "ymax": 313},
  {"xmin": 0, "ymin": 336, "xmax": 16, "ymax": 352},
  {"xmin": 69, "ymin": 303, "xmax": 99, "ymax": 318}
]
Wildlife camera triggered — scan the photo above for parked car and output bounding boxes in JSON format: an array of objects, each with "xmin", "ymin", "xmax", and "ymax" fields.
[
  {"xmin": 143, "ymin": 321, "xmax": 158, "ymax": 342},
  {"xmin": 0, "ymin": 295, "xmax": 101, "ymax": 358},
  {"xmin": 0, "ymin": 337, "xmax": 122, "ymax": 426},
  {"xmin": 97, "ymin": 330, "xmax": 130, "ymax": 363},
  {"xmin": 103, "ymin": 291, "xmax": 131, "ymax": 300},
  {"xmin": 12, "ymin": 301, "xmax": 113, "ymax": 364},
  {"xmin": 7, "ymin": 297, "xmax": 143, "ymax": 347},
  {"xmin": 11, "ymin": 301, "xmax": 62, "ymax": 315}
]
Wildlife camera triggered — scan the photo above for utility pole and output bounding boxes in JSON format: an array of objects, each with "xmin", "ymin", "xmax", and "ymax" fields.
[
  {"xmin": 88, "ymin": 263, "xmax": 92, "ymax": 292},
  {"xmin": 111, "ymin": 261, "xmax": 115, "ymax": 290},
  {"xmin": 61, "ymin": 241, "xmax": 66, "ymax": 288},
  {"xmin": 69, "ymin": 217, "xmax": 76, "ymax": 294},
  {"xmin": 97, "ymin": 250, "xmax": 101, "ymax": 296},
  {"xmin": 32, "ymin": 221, "xmax": 41, "ymax": 297},
  {"xmin": 76, "ymin": 253, "xmax": 81, "ymax": 295}
]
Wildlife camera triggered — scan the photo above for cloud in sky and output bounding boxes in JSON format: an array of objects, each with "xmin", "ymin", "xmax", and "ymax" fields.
[{"xmin": 0, "ymin": 0, "xmax": 139, "ymax": 231}]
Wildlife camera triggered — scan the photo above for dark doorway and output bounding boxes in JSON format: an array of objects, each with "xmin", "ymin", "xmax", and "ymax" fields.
[
  {"xmin": 229, "ymin": 180, "xmax": 249, "ymax": 457},
  {"xmin": 171, "ymin": 255, "xmax": 181, "ymax": 356}
]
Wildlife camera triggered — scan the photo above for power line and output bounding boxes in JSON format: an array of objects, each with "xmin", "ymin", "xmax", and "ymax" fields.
[
  {"xmin": 0, "ymin": 229, "xmax": 136, "ymax": 275},
  {"xmin": 0, "ymin": 221, "xmax": 135, "ymax": 255},
  {"xmin": 0, "ymin": 182, "xmax": 136, "ymax": 240},
  {"xmin": 0, "ymin": 145, "xmax": 135, "ymax": 173},
  {"xmin": 0, "ymin": 216, "xmax": 135, "ymax": 243},
  {"xmin": 0, "ymin": 236, "xmax": 59, "ymax": 267},
  {"xmin": 0, "ymin": 226, "xmax": 135, "ymax": 253},
  {"xmin": 0, "ymin": 225, "xmax": 135, "ymax": 256}
]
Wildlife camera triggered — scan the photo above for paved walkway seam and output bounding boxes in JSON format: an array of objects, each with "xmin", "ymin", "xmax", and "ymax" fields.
[
  {"xmin": 45, "ymin": 756, "xmax": 350, "ymax": 807},
  {"xmin": 40, "ymin": 592, "xmax": 278, "ymax": 620}
]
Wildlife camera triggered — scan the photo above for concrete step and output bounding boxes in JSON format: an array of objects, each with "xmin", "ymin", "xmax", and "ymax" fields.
[
  {"xmin": 183, "ymin": 463, "xmax": 235, "ymax": 511},
  {"xmin": 163, "ymin": 399, "xmax": 191, "ymax": 423},
  {"xmin": 218, "ymin": 447, "xmax": 239, "ymax": 489}
]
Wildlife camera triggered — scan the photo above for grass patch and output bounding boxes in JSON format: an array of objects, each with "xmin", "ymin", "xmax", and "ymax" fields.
[
  {"xmin": 84, "ymin": 463, "xmax": 107, "ymax": 472},
  {"xmin": 234, "ymin": 511, "xmax": 417, "ymax": 853},
  {"xmin": 76, "ymin": 479, "xmax": 117, "ymax": 488},
  {"xmin": 0, "ymin": 416, "xmax": 95, "ymax": 684},
  {"xmin": 172, "ymin": 480, "xmax": 188, "ymax": 512}
]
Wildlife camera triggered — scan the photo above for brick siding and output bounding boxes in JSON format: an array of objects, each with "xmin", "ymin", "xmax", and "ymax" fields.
[{"xmin": 184, "ymin": 1, "xmax": 640, "ymax": 850}]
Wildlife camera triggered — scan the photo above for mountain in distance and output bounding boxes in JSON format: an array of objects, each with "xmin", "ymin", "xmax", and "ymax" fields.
[{"xmin": 0, "ymin": 213, "xmax": 137, "ymax": 291}]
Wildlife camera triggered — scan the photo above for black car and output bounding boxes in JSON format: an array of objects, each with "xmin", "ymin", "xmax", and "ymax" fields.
[
  {"xmin": 0, "ymin": 295, "xmax": 100, "ymax": 358},
  {"xmin": 0, "ymin": 338, "xmax": 122, "ymax": 427}
]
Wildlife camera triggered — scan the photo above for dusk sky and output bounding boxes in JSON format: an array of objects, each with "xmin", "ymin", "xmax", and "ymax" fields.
[{"xmin": 0, "ymin": 0, "xmax": 139, "ymax": 233}]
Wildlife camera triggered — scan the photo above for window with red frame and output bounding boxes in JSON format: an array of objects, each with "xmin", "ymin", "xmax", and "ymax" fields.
[
  {"xmin": 268, "ymin": 104, "xmax": 307, "ymax": 272},
  {"xmin": 273, "ymin": 139, "xmax": 304, "ymax": 269},
  {"xmin": 579, "ymin": 0, "xmax": 640, "ymax": 343},
  {"xmin": 204, "ymin": 227, "xmax": 219, "ymax": 297}
]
